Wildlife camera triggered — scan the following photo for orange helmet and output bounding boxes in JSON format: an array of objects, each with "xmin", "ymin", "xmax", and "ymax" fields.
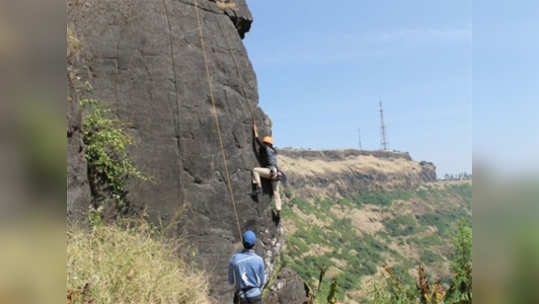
[{"xmin": 262, "ymin": 136, "xmax": 273, "ymax": 145}]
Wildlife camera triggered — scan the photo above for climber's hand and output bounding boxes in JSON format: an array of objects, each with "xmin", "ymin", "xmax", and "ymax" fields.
[{"xmin": 253, "ymin": 124, "xmax": 258, "ymax": 137}]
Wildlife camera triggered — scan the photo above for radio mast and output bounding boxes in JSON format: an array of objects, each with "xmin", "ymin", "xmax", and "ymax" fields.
[
  {"xmin": 358, "ymin": 128, "xmax": 363, "ymax": 150},
  {"xmin": 379, "ymin": 99, "xmax": 389, "ymax": 150}
]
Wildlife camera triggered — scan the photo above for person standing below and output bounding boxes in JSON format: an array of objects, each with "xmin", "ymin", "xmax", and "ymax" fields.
[
  {"xmin": 251, "ymin": 124, "xmax": 283, "ymax": 221},
  {"xmin": 228, "ymin": 230, "xmax": 265, "ymax": 304}
]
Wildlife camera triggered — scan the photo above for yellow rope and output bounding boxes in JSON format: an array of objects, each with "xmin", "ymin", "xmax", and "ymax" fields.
[
  {"xmin": 194, "ymin": 0, "xmax": 243, "ymax": 241},
  {"xmin": 161, "ymin": 0, "xmax": 187, "ymax": 212}
]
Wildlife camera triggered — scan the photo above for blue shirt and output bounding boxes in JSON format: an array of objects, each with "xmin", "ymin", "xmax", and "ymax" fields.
[{"xmin": 228, "ymin": 250, "xmax": 265, "ymax": 299}]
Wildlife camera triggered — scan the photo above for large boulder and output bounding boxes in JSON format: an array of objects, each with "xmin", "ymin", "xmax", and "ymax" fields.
[{"xmin": 67, "ymin": 0, "xmax": 294, "ymax": 302}]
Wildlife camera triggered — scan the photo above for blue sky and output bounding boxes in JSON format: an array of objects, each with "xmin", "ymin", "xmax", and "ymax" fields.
[
  {"xmin": 244, "ymin": 0, "xmax": 472, "ymax": 176},
  {"xmin": 473, "ymin": 0, "xmax": 539, "ymax": 175}
]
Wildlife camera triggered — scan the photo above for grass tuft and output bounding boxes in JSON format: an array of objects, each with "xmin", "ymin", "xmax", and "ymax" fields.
[{"xmin": 67, "ymin": 221, "xmax": 210, "ymax": 304}]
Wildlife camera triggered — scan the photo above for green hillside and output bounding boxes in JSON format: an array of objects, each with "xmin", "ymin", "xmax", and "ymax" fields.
[{"xmin": 281, "ymin": 181, "xmax": 472, "ymax": 303}]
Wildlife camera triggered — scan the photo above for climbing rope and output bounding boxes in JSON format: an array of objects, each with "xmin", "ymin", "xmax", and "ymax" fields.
[
  {"xmin": 194, "ymin": 0, "xmax": 243, "ymax": 241},
  {"xmin": 162, "ymin": 0, "xmax": 186, "ymax": 209}
]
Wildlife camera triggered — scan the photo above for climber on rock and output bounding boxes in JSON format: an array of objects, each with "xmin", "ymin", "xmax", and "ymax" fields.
[
  {"xmin": 250, "ymin": 123, "xmax": 285, "ymax": 221},
  {"xmin": 229, "ymin": 230, "xmax": 265, "ymax": 304}
]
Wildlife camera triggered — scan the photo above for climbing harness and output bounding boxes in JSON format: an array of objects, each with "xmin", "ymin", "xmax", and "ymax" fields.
[{"xmin": 194, "ymin": 0, "xmax": 243, "ymax": 240}]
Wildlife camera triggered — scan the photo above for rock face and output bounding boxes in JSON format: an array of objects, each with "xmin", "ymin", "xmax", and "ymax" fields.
[
  {"xmin": 264, "ymin": 268, "xmax": 312, "ymax": 304},
  {"xmin": 278, "ymin": 149, "xmax": 437, "ymax": 199},
  {"xmin": 67, "ymin": 0, "xmax": 292, "ymax": 302},
  {"xmin": 67, "ymin": 29, "xmax": 91, "ymax": 223},
  {"xmin": 419, "ymin": 161, "xmax": 437, "ymax": 181}
]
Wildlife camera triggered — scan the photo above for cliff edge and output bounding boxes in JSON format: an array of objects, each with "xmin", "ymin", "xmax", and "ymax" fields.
[
  {"xmin": 279, "ymin": 149, "xmax": 436, "ymax": 199},
  {"xmin": 67, "ymin": 0, "xmax": 305, "ymax": 302}
]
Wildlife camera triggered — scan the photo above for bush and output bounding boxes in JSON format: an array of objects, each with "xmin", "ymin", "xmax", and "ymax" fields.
[
  {"xmin": 445, "ymin": 218, "xmax": 472, "ymax": 303},
  {"xmin": 354, "ymin": 190, "xmax": 414, "ymax": 207},
  {"xmin": 291, "ymin": 197, "xmax": 313, "ymax": 214},
  {"xmin": 355, "ymin": 192, "xmax": 392, "ymax": 206},
  {"xmin": 366, "ymin": 217, "xmax": 472, "ymax": 304},
  {"xmin": 384, "ymin": 215, "xmax": 419, "ymax": 237},
  {"xmin": 421, "ymin": 249, "xmax": 441, "ymax": 265},
  {"xmin": 288, "ymin": 235, "xmax": 310, "ymax": 255},
  {"xmin": 365, "ymin": 261, "xmax": 378, "ymax": 275},
  {"xmin": 417, "ymin": 208, "xmax": 468, "ymax": 237},
  {"xmin": 67, "ymin": 221, "xmax": 210, "ymax": 304},
  {"xmin": 81, "ymin": 99, "xmax": 150, "ymax": 213}
]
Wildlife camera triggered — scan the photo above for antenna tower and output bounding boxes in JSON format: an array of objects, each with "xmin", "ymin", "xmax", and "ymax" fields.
[
  {"xmin": 379, "ymin": 99, "xmax": 389, "ymax": 150},
  {"xmin": 358, "ymin": 128, "xmax": 363, "ymax": 150}
]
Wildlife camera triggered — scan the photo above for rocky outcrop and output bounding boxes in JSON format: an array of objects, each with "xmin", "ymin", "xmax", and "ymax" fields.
[
  {"xmin": 265, "ymin": 268, "xmax": 312, "ymax": 304},
  {"xmin": 278, "ymin": 149, "xmax": 436, "ymax": 199},
  {"xmin": 67, "ymin": 0, "xmax": 293, "ymax": 302},
  {"xmin": 212, "ymin": 0, "xmax": 253, "ymax": 38},
  {"xmin": 419, "ymin": 161, "xmax": 437, "ymax": 181},
  {"xmin": 279, "ymin": 149, "xmax": 413, "ymax": 161}
]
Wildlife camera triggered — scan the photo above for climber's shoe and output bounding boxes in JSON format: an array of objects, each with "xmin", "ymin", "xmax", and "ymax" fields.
[
  {"xmin": 249, "ymin": 187, "xmax": 261, "ymax": 200},
  {"xmin": 272, "ymin": 209, "xmax": 281, "ymax": 226}
]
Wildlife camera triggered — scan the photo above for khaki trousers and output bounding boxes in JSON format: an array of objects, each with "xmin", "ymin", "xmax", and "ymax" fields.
[{"xmin": 252, "ymin": 167, "xmax": 282, "ymax": 211}]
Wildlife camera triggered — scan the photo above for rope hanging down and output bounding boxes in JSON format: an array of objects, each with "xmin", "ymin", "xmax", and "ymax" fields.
[
  {"xmin": 161, "ymin": 0, "xmax": 186, "ymax": 211},
  {"xmin": 194, "ymin": 0, "xmax": 243, "ymax": 241}
]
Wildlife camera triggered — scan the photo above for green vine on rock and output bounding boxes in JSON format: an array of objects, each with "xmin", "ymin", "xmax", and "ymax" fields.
[{"xmin": 81, "ymin": 99, "xmax": 150, "ymax": 216}]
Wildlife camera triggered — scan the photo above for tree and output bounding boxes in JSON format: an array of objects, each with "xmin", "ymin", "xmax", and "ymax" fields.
[
  {"xmin": 81, "ymin": 99, "xmax": 150, "ymax": 217},
  {"xmin": 367, "ymin": 217, "xmax": 472, "ymax": 304},
  {"xmin": 446, "ymin": 218, "xmax": 472, "ymax": 303}
]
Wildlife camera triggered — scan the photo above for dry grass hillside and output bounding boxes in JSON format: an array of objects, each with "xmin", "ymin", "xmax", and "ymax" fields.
[
  {"xmin": 278, "ymin": 149, "xmax": 436, "ymax": 200},
  {"xmin": 67, "ymin": 220, "xmax": 211, "ymax": 304}
]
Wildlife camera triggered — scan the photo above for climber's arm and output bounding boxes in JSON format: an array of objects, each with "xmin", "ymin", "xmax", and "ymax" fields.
[{"xmin": 253, "ymin": 124, "xmax": 262, "ymax": 146}]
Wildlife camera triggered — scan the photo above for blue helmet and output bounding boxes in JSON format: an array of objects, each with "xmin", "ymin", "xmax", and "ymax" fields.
[{"xmin": 243, "ymin": 230, "xmax": 256, "ymax": 247}]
